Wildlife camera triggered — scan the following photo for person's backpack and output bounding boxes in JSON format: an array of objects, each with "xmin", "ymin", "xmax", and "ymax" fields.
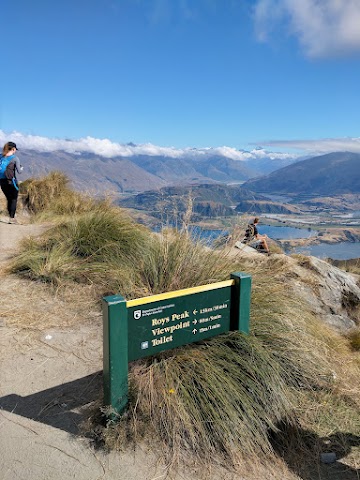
[
  {"xmin": 0, "ymin": 155, "xmax": 15, "ymax": 180},
  {"xmin": 242, "ymin": 223, "xmax": 255, "ymax": 244}
]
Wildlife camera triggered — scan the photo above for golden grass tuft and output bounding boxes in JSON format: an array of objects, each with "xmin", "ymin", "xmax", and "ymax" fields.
[
  {"xmin": 20, "ymin": 171, "xmax": 96, "ymax": 216},
  {"xmin": 347, "ymin": 328, "xmax": 360, "ymax": 351}
]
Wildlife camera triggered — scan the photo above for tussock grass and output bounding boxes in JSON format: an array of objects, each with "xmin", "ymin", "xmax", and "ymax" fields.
[
  {"xmin": 347, "ymin": 328, "xmax": 360, "ymax": 351},
  {"xmin": 8, "ymin": 173, "xmax": 360, "ymax": 475},
  {"xmin": 21, "ymin": 171, "xmax": 96, "ymax": 216},
  {"xmin": 162, "ymin": 335, "xmax": 290, "ymax": 436},
  {"xmin": 121, "ymin": 335, "xmax": 292, "ymax": 462},
  {"xmin": 10, "ymin": 203, "xmax": 336, "ymax": 468},
  {"xmin": 330, "ymin": 257, "xmax": 360, "ymax": 276},
  {"xmin": 140, "ymin": 228, "xmax": 242, "ymax": 294},
  {"xmin": 99, "ymin": 274, "xmax": 335, "ymax": 470},
  {"xmin": 10, "ymin": 202, "xmax": 151, "ymax": 298}
]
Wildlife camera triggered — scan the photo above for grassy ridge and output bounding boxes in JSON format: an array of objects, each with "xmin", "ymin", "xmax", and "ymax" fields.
[{"xmin": 10, "ymin": 173, "xmax": 360, "ymax": 476}]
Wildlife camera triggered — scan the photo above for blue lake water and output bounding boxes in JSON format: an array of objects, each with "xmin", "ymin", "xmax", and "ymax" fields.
[
  {"xmin": 190, "ymin": 226, "xmax": 228, "ymax": 243},
  {"xmin": 291, "ymin": 242, "xmax": 360, "ymax": 260},
  {"xmin": 258, "ymin": 225, "xmax": 316, "ymax": 240}
]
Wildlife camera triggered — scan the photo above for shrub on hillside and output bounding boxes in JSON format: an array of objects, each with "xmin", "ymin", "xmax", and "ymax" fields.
[
  {"xmin": 21, "ymin": 171, "xmax": 95, "ymax": 215},
  {"xmin": 99, "ymin": 270, "xmax": 333, "ymax": 467},
  {"xmin": 347, "ymin": 328, "xmax": 360, "ymax": 351},
  {"xmin": 10, "ymin": 203, "xmax": 151, "ymax": 297}
]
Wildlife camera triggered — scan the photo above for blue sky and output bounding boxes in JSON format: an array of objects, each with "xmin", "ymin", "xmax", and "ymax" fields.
[{"xmin": 2, "ymin": 0, "xmax": 360, "ymax": 159}]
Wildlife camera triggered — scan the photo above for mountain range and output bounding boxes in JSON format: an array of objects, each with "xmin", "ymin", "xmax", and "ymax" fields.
[
  {"xmin": 17, "ymin": 149, "xmax": 298, "ymax": 194},
  {"xmin": 243, "ymin": 152, "xmax": 360, "ymax": 195},
  {"xmin": 16, "ymin": 149, "xmax": 360, "ymax": 199}
]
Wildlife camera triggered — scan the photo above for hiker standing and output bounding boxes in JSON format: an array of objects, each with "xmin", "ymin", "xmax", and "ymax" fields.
[
  {"xmin": 0, "ymin": 141, "xmax": 23, "ymax": 224},
  {"xmin": 242, "ymin": 217, "xmax": 270, "ymax": 254}
]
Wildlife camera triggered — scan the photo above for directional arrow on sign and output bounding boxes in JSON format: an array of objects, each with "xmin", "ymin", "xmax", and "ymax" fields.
[
  {"xmin": 193, "ymin": 319, "xmax": 198, "ymax": 325},
  {"xmin": 192, "ymin": 328, "xmax": 197, "ymax": 334},
  {"xmin": 193, "ymin": 309, "xmax": 198, "ymax": 315}
]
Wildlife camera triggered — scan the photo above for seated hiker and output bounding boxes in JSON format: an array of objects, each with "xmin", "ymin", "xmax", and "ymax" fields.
[{"xmin": 242, "ymin": 217, "xmax": 270, "ymax": 254}]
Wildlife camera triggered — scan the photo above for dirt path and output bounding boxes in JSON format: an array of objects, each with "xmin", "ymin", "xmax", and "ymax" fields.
[{"xmin": 0, "ymin": 220, "xmax": 195, "ymax": 480}]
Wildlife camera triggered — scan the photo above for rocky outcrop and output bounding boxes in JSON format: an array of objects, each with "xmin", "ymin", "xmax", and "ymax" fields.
[
  {"xmin": 231, "ymin": 244, "xmax": 360, "ymax": 332},
  {"xmin": 276, "ymin": 254, "xmax": 359, "ymax": 331}
]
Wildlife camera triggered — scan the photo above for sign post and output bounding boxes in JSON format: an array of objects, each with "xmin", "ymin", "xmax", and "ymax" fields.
[
  {"xmin": 102, "ymin": 295, "xmax": 129, "ymax": 415},
  {"xmin": 103, "ymin": 272, "xmax": 251, "ymax": 416}
]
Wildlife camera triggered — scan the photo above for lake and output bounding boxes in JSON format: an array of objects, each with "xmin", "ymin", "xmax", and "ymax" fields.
[
  {"xmin": 257, "ymin": 225, "xmax": 316, "ymax": 240},
  {"xmin": 291, "ymin": 242, "xmax": 360, "ymax": 260}
]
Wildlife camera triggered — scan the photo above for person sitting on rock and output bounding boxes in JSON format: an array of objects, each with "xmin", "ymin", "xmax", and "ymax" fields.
[{"xmin": 242, "ymin": 217, "xmax": 270, "ymax": 254}]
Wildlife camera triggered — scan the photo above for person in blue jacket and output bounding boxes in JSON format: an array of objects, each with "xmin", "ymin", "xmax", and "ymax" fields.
[{"xmin": 0, "ymin": 141, "xmax": 23, "ymax": 224}]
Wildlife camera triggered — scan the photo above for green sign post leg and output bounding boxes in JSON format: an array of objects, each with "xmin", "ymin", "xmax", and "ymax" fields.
[
  {"xmin": 230, "ymin": 272, "xmax": 252, "ymax": 334},
  {"xmin": 102, "ymin": 295, "xmax": 129, "ymax": 416}
]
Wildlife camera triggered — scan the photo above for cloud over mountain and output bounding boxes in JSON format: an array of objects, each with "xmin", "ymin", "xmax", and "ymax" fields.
[
  {"xmin": 256, "ymin": 137, "xmax": 360, "ymax": 155},
  {"xmin": 0, "ymin": 130, "xmax": 297, "ymax": 162}
]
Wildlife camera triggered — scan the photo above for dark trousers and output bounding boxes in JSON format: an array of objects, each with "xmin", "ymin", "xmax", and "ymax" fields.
[{"xmin": 0, "ymin": 179, "xmax": 19, "ymax": 218}]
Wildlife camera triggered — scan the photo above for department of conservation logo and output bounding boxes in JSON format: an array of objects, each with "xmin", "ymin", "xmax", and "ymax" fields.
[{"xmin": 133, "ymin": 310, "xmax": 142, "ymax": 320}]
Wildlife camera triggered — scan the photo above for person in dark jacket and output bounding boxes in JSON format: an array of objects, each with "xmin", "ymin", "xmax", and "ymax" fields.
[
  {"xmin": 242, "ymin": 217, "xmax": 270, "ymax": 254},
  {"xmin": 0, "ymin": 141, "xmax": 23, "ymax": 224}
]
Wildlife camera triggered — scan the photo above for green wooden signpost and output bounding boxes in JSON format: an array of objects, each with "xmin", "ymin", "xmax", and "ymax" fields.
[{"xmin": 103, "ymin": 272, "xmax": 251, "ymax": 415}]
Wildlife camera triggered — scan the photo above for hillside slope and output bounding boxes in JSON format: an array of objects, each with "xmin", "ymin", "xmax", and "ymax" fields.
[
  {"xmin": 118, "ymin": 183, "xmax": 299, "ymax": 220},
  {"xmin": 19, "ymin": 150, "xmax": 166, "ymax": 194},
  {"xmin": 18, "ymin": 149, "xmax": 259, "ymax": 194},
  {"xmin": 243, "ymin": 152, "xmax": 360, "ymax": 195},
  {"xmin": 1, "ymin": 204, "xmax": 359, "ymax": 479}
]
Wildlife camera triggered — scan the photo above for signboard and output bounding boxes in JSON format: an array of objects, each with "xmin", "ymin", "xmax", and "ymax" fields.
[
  {"xmin": 127, "ymin": 280, "xmax": 232, "ymax": 361},
  {"xmin": 103, "ymin": 272, "xmax": 251, "ymax": 415}
]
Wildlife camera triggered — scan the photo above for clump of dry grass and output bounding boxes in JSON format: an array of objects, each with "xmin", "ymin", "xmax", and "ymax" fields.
[
  {"xmin": 9, "ymin": 204, "xmax": 337, "ymax": 468},
  {"xmin": 9, "ymin": 202, "xmax": 151, "ymax": 298},
  {"xmin": 21, "ymin": 171, "xmax": 96, "ymax": 216},
  {"xmin": 347, "ymin": 328, "xmax": 360, "ymax": 351},
  {"xmin": 8, "ymin": 173, "xmax": 360, "ymax": 475},
  {"xmin": 140, "ymin": 228, "xmax": 243, "ymax": 294},
  {"xmin": 115, "ymin": 334, "xmax": 293, "ymax": 463},
  {"xmin": 98, "ymin": 279, "xmax": 335, "ymax": 472},
  {"xmin": 329, "ymin": 257, "xmax": 360, "ymax": 276}
]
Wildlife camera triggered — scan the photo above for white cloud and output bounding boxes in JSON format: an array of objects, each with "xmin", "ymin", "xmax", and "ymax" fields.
[
  {"xmin": 259, "ymin": 137, "xmax": 360, "ymax": 154},
  {"xmin": 254, "ymin": 0, "xmax": 360, "ymax": 58},
  {"xmin": 0, "ymin": 130, "xmax": 299, "ymax": 161},
  {"xmin": 0, "ymin": 130, "xmax": 184, "ymax": 159}
]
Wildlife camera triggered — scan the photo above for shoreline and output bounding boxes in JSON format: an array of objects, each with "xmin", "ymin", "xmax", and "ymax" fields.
[{"xmin": 279, "ymin": 227, "xmax": 360, "ymax": 249}]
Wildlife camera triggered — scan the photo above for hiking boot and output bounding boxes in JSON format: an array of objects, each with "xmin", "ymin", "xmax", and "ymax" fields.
[{"xmin": 8, "ymin": 218, "xmax": 20, "ymax": 225}]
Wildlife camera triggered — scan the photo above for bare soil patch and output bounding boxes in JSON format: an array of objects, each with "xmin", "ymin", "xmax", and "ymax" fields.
[{"xmin": 0, "ymin": 220, "xmax": 189, "ymax": 480}]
